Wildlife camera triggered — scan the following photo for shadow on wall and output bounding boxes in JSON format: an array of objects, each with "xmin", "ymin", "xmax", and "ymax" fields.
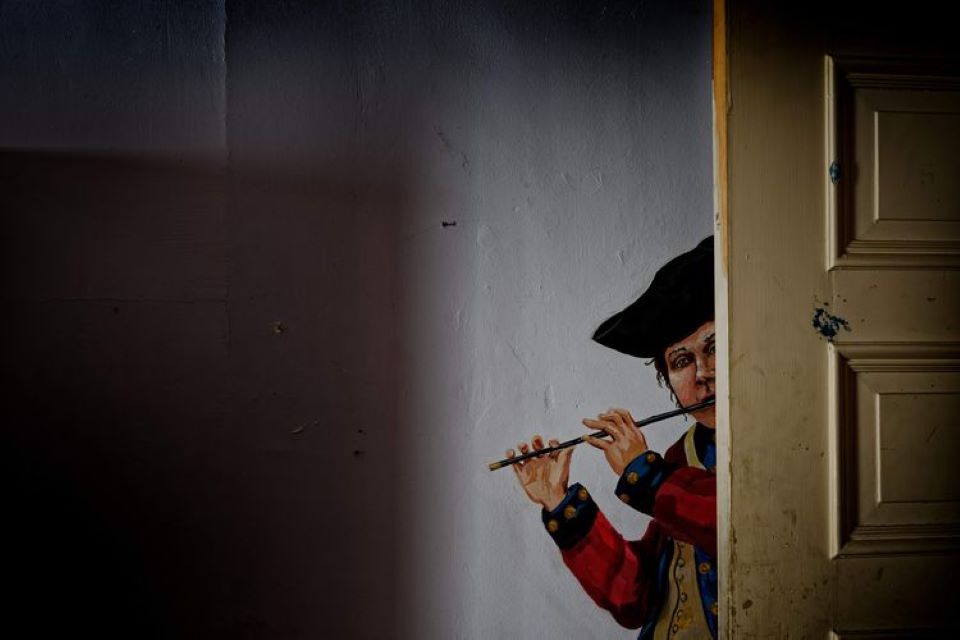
[{"xmin": 0, "ymin": 149, "xmax": 414, "ymax": 638}]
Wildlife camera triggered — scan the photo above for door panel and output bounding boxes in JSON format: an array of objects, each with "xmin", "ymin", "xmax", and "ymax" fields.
[
  {"xmin": 831, "ymin": 59, "xmax": 960, "ymax": 262},
  {"xmin": 835, "ymin": 554, "xmax": 960, "ymax": 636},
  {"xmin": 831, "ymin": 344, "xmax": 960, "ymax": 556}
]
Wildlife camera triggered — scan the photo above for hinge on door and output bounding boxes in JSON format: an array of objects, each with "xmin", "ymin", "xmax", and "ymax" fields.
[{"xmin": 829, "ymin": 161, "xmax": 841, "ymax": 185}]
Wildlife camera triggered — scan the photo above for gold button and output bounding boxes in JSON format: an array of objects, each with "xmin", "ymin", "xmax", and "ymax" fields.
[
  {"xmin": 626, "ymin": 471, "xmax": 639, "ymax": 485},
  {"xmin": 711, "ymin": 602, "xmax": 719, "ymax": 616},
  {"xmin": 563, "ymin": 505, "xmax": 577, "ymax": 520},
  {"xmin": 677, "ymin": 558, "xmax": 685, "ymax": 568},
  {"xmin": 547, "ymin": 519, "xmax": 559, "ymax": 533},
  {"xmin": 577, "ymin": 487, "xmax": 589, "ymax": 501},
  {"xmin": 679, "ymin": 592, "xmax": 688, "ymax": 602},
  {"xmin": 619, "ymin": 493, "xmax": 630, "ymax": 504},
  {"xmin": 671, "ymin": 624, "xmax": 679, "ymax": 633},
  {"xmin": 699, "ymin": 562, "xmax": 711, "ymax": 574},
  {"xmin": 646, "ymin": 452, "xmax": 657, "ymax": 463}
]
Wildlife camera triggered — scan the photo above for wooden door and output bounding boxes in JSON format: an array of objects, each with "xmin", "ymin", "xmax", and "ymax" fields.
[{"xmin": 716, "ymin": 2, "xmax": 960, "ymax": 636}]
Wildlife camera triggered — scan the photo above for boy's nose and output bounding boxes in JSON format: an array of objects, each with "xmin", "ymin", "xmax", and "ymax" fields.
[{"xmin": 695, "ymin": 357, "xmax": 715, "ymax": 381}]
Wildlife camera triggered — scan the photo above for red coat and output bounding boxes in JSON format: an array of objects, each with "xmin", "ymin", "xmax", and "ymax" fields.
[{"xmin": 541, "ymin": 425, "xmax": 718, "ymax": 637}]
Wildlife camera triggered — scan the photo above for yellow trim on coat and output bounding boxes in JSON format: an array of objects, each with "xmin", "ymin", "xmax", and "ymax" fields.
[{"xmin": 683, "ymin": 424, "xmax": 705, "ymax": 470}]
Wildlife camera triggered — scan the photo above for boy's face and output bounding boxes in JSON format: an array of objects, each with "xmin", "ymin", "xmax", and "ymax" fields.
[{"xmin": 663, "ymin": 320, "xmax": 716, "ymax": 428}]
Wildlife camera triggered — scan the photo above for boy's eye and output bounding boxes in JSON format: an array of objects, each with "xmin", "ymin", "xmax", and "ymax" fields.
[{"xmin": 672, "ymin": 355, "xmax": 693, "ymax": 369}]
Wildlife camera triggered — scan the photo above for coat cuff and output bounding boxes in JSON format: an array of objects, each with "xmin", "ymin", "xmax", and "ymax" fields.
[
  {"xmin": 614, "ymin": 451, "xmax": 668, "ymax": 515},
  {"xmin": 541, "ymin": 483, "xmax": 598, "ymax": 550}
]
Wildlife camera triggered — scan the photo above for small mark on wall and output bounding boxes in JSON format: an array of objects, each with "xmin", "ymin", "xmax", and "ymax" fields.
[
  {"xmin": 435, "ymin": 128, "xmax": 470, "ymax": 173},
  {"xmin": 291, "ymin": 419, "xmax": 319, "ymax": 437},
  {"xmin": 812, "ymin": 307, "xmax": 850, "ymax": 341},
  {"xmin": 441, "ymin": 220, "xmax": 457, "ymax": 228}
]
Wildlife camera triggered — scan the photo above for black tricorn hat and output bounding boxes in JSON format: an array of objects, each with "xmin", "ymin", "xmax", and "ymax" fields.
[{"xmin": 592, "ymin": 236, "xmax": 714, "ymax": 358}]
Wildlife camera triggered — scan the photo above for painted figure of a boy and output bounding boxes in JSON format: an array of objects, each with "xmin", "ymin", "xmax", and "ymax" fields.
[{"xmin": 510, "ymin": 237, "xmax": 718, "ymax": 639}]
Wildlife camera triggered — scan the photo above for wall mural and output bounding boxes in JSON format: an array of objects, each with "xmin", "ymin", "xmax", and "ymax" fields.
[{"xmin": 491, "ymin": 237, "xmax": 717, "ymax": 639}]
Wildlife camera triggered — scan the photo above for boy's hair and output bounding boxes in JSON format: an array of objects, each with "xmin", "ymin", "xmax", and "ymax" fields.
[{"xmin": 650, "ymin": 353, "xmax": 679, "ymax": 406}]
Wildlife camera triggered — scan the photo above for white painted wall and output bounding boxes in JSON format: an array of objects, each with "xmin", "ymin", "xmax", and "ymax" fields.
[
  {"xmin": 390, "ymin": 3, "xmax": 714, "ymax": 637},
  {"xmin": 2, "ymin": 1, "xmax": 712, "ymax": 637}
]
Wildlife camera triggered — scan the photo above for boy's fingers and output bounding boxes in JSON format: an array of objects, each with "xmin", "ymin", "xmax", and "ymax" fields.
[
  {"xmin": 582, "ymin": 432, "xmax": 612, "ymax": 450},
  {"xmin": 548, "ymin": 438, "xmax": 561, "ymax": 459}
]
